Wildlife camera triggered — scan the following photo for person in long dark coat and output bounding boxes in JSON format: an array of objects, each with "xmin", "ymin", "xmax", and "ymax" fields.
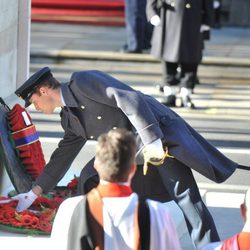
[
  {"xmin": 122, "ymin": 0, "xmax": 153, "ymax": 53},
  {"xmin": 146, "ymin": 0, "xmax": 213, "ymax": 108},
  {"xmin": 13, "ymin": 67, "xmax": 238, "ymax": 249}
]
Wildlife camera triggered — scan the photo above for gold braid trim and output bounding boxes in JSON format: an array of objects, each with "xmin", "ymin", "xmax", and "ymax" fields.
[{"xmin": 143, "ymin": 148, "xmax": 174, "ymax": 175}]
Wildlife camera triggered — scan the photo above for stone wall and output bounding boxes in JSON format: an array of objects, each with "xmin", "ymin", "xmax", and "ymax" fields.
[
  {"xmin": 0, "ymin": 0, "xmax": 30, "ymax": 105},
  {"xmin": 0, "ymin": 0, "xmax": 30, "ymax": 195}
]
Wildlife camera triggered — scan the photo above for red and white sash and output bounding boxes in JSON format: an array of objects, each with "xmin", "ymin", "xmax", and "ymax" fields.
[{"xmin": 87, "ymin": 183, "xmax": 140, "ymax": 250}]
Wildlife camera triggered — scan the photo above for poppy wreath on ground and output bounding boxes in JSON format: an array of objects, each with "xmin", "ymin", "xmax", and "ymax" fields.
[
  {"xmin": 8, "ymin": 104, "xmax": 46, "ymax": 181},
  {"xmin": 0, "ymin": 196, "xmax": 61, "ymax": 235},
  {"xmin": 0, "ymin": 176, "xmax": 79, "ymax": 235}
]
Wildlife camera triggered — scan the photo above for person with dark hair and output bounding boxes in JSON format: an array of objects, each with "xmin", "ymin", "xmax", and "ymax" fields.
[
  {"xmin": 13, "ymin": 67, "xmax": 240, "ymax": 249},
  {"xmin": 147, "ymin": 0, "xmax": 213, "ymax": 108},
  {"xmin": 51, "ymin": 128, "xmax": 181, "ymax": 250}
]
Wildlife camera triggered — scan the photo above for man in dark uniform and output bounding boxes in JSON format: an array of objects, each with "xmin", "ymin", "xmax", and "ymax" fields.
[
  {"xmin": 122, "ymin": 0, "xmax": 153, "ymax": 53},
  {"xmin": 147, "ymin": 0, "xmax": 213, "ymax": 108},
  {"xmin": 13, "ymin": 67, "xmax": 238, "ymax": 249}
]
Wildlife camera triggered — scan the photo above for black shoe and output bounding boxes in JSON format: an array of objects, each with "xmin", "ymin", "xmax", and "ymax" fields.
[
  {"xmin": 162, "ymin": 95, "xmax": 176, "ymax": 107},
  {"xmin": 143, "ymin": 44, "xmax": 151, "ymax": 50},
  {"xmin": 124, "ymin": 49, "xmax": 142, "ymax": 54},
  {"xmin": 120, "ymin": 44, "xmax": 142, "ymax": 54},
  {"xmin": 156, "ymin": 76, "xmax": 180, "ymax": 93},
  {"xmin": 155, "ymin": 83, "xmax": 164, "ymax": 93},
  {"xmin": 167, "ymin": 75, "xmax": 180, "ymax": 86},
  {"xmin": 180, "ymin": 95, "xmax": 195, "ymax": 109},
  {"xmin": 180, "ymin": 73, "xmax": 196, "ymax": 89}
]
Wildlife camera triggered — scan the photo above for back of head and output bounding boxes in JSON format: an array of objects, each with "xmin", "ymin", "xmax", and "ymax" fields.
[{"xmin": 94, "ymin": 128, "xmax": 136, "ymax": 182}]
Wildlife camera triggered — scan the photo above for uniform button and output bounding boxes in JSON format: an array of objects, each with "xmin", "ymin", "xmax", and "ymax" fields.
[
  {"xmin": 113, "ymin": 127, "xmax": 117, "ymax": 130},
  {"xmin": 90, "ymin": 136, "xmax": 94, "ymax": 139},
  {"xmin": 80, "ymin": 105, "xmax": 85, "ymax": 109},
  {"xmin": 97, "ymin": 116, "xmax": 102, "ymax": 120},
  {"xmin": 185, "ymin": 3, "xmax": 191, "ymax": 8}
]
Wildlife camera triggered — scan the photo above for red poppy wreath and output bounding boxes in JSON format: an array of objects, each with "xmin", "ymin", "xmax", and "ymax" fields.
[{"xmin": 0, "ymin": 176, "xmax": 79, "ymax": 235}]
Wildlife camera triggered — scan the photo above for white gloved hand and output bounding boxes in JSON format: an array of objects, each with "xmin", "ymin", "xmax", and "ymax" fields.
[
  {"xmin": 213, "ymin": 0, "xmax": 220, "ymax": 9},
  {"xmin": 200, "ymin": 24, "xmax": 210, "ymax": 32},
  {"xmin": 13, "ymin": 190, "xmax": 38, "ymax": 212},
  {"xmin": 144, "ymin": 139, "xmax": 165, "ymax": 159},
  {"xmin": 150, "ymin": 15, "xmax": 161, "ymax": 26}
]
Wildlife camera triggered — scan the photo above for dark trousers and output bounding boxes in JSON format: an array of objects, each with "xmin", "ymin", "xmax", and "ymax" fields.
[
  {"xmin": 125, "ymin": 0, "xmax": 153, "ymax": 51},
  {"xmin": 162, "ymin": 61, "xmax": 199, "ymax": 89},
  {"xmin": 133, "ymin": 158, "xmax": 220, "ymax": 249},
  {"xmin": 78, "ymin": 158, "xmax": 220, "ymax": 250}
]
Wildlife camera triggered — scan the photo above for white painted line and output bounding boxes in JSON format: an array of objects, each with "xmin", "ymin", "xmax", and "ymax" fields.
[
  {"xmin": 203, "ymin": 192, "xmax": 245, "ymax": 208},
  {"xmin": 198, "ymin": 183, "xmax": 249, "ymax": 192},
  {"xmin": 218, "ymin": 147, "xmax": 250, "ymax": 154},
  {"xmin": 40, "ymin": 137, "xmax": 97, "ymax": 144}
]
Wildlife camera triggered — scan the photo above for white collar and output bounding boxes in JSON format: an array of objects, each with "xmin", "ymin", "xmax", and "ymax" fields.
[
  {"xmin": 60, "ymin": 88, "xmax": 66, "ymax": 107},
  {"xmin": 100, "ymin": 179, "xmax": 130, "ymax": 186}
]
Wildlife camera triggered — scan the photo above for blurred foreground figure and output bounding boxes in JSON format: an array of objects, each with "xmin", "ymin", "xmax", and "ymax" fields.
[
  {"xmin": 202, "ymin": 188, "xmax": 250, "ymax": 250},
  {"xmin": 51, "ymin": 128, "xmax": 181, "ymax": 250}
]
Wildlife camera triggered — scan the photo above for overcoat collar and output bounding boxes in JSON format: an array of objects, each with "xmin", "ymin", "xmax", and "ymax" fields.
[{"xmin": 60, "ymin": 82, "xmax": 79, "ymax": 108}]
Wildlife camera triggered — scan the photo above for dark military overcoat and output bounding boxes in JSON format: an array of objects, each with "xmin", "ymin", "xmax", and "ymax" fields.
[
  {"xmin": 35, "ymin": 70, "xmax": 237, "ymax": 194},
  {"xmin": 146, "ymin": 0, "xmax": 214, "ymax": 63}
]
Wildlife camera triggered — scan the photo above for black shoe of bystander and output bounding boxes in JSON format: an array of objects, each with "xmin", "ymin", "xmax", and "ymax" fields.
[
  {"xmin": 120, "ymin": 44, "xmax": 142, "ymax": 54},
  {"xmin": 180, "ymin": 95, "xmax": 195, "ymax": 109},
  {"xmin": 162, "ymin": 95, "xmax": 176, "ymax": 107}
]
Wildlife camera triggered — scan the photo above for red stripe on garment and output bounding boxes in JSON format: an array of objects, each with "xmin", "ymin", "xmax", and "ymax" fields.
[{"xmin": 11, "ymin": 125, "xmax": 37, "ymax": 140}]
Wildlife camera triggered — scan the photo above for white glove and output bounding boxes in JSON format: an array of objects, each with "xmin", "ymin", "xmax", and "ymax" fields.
[
  {"xmin": 150, "ymin": 15, "xmax": 161, "ymax": 26},
  {"xmin": 213, "ymin": 0, "xmax": 220, "ymax": 9},
  {"xmin": 144, "ymin": 139, "xmax": 165, "ymax": 159},
  {"xmin": 13, "ymin": 190, "xmax": 38, "ymax": 212},
  {"xmin": 200, "ymin": 24, "xmax": 210, "ymax": 32}
]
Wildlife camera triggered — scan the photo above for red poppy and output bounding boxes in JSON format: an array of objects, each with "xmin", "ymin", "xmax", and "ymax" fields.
[
  {"xmin": 0, "ymin": 211, "xmax": 5, "ymax": 221},
  {"xmin": 20, "ymin": 215, "xmax": 33, "ymax": 227},
  {"xmin": 20, "ymin": 210, "xmax": 36, "ymax": 217},
  {"xmin": 7, "ymin": 218, "xmax": 17, "ymax": 225},
  {"xmin": 30, "ymin": 216, "xmax": 39, "ymax": 229},
  {"xmin": 67, "ymin": 177, "xmax": 79, "ymax": 190},
  {"xmin": 49, "ymin": 197, "xmax": 64, "ymax": 209},
  {"xmin": 0, "ymin": 177, "xmax": 80, "ymax": 233},
  {"xmin": 11, "ymin": 220, "xmax": 23, "ymax": 227},
  {"xmin": 32, "ymin": 196, "xmax": 52, "ymax": 210},
  {"xmin": 0, "ymin": 197, "xmax": 18, "ymax": 208},
  {"xmin": 3, "ymin": 209, "xmax": 15, "ymax": 220},
  {"xmin": 38, "ymin": 220, "xmax": 52, "ymax": 232},
  {"xmin": 0, "ymin": 196, "xmax": 10, "ymax": 201}
]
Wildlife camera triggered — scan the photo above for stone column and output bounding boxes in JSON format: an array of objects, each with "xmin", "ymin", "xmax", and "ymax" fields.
[
  {"xmin": 0, "ymin": 0, "xmax": 30, "ymax": 195},
  {"xmin": 0, "ymin": 0, "xmax": 30, "ymax": 106}
]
